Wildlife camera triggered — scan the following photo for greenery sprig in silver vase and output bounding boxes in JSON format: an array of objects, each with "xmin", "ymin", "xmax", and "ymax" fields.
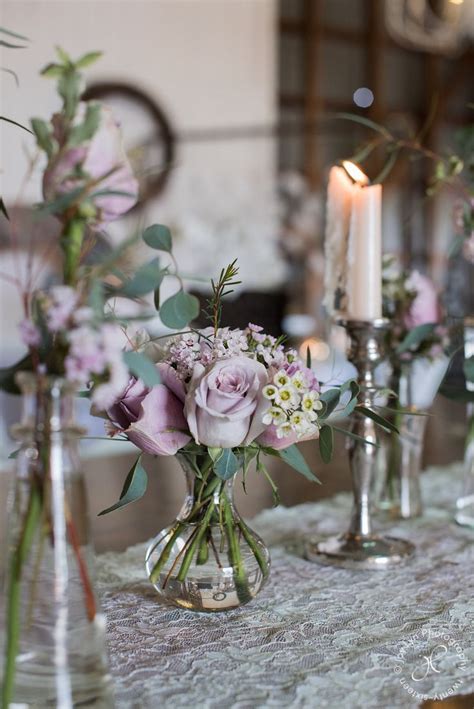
[{"xmin": 375, "ymin": 256, "xmax": 449, "ymax": 518}]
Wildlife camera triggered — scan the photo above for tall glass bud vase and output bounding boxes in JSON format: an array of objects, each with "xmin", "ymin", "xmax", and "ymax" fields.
[
  {"xmin": 0, "ymin": 373, "xmax": 113, "ymax": 707},
  {"xmin": 456, "ymin": 318, "xmax": 474, "ymax": 528},
  {"xmin": 375, "ymin": 364, "xmax": 426, "ymax": 519}
]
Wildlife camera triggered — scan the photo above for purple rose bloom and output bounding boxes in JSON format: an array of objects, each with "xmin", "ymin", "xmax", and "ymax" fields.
[
  {"xmin": 404, "ymin": 271, "xmax": 440, "ymax": 329},
  {"xmin": 43, "ymin": 102, "xmax": 138, "ymax": 227},
  {"xmin": 107, "ymin": 368, "xmax": 191, "ymax": 456},
  {"xmin": 184, "ymin": 356, "xmax": 269, "ymax": 448}
]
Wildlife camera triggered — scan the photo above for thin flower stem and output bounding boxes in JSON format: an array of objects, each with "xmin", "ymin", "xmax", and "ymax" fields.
[
  {"xmin": 65, "ymin": 502, "xmax": 96, "ymax": 622},
  {"xmin": 237, "ymin": 519, "xmax": 269, "ymax": 579},
  {"xmin": 222, "ymin": 497, "xmax": 251, "ymax": 605},
  {"xmin": 148, "ymin": 522, "xmax": 186, "ymax": 584},
  {"xmin": 163, "ymin": 525, "xmax": 200, "ymax": 588},
  {"xmin": 2, "ymin": 484, "xmax": 42, "ymax": 709},
  {"xmin": 176, "ymin": 502, "xmax": 215, "ymax": 582}
]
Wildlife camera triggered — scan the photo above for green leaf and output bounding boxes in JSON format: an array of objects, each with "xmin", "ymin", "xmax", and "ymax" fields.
[
  {"xmin": 0, "ymin": 39, "xmax": 27, "ymax": 49},
  {"xmin": 0, "ymin": 27, "xmax": 30, "ymax": 41},
  {"xmin": 373, "ymin": 148, "xmax": 400, "ymax": 184},
  {"xmin": 98, "ymin": 456, "xmax": 147, "ymax": 515},
  {"xmin": 319, "ymin": 388, "xmax": 341, "ymax": 417},
  {"xmin": 333, "ymin": 112, "xmax": 392, "ymax": 139},
  {"xmin": 159, "ymin": 290, "xmax": 200, "ymax": 329},
  {"xmin": 396, "ymin": 323, "xmax": 436, "ymax": 354},
  {"xmin": 318, "ymin": 425, "xmax": 333, "ymax": 463},
  {"xmin": 355, "ymin": 405, "xmax": 399, "ymax": 434},
  {"xmin": 306, "ymin": 346, "xmax": 311, "ymax": 369},
  {"xmin": 0, "ymin": 115, "xmax": 33, "ymax": 134},
  {"xmin": 331, "ymin": 424, "xmax": 378, "ymax": 447},
  {"xmin": 55, "ymin": 46, "xmax": 71, "ymax": 64},
  {"xmin": 0, "ymin": 197, "xmax": 9, "ymax": 220},
  {"xmin": 0, "ymin": 354, "xmax": 33, "ymax": 394},
  {"xmin": 276, "ymin": 444, "xmax": 320, "ymax": 483},
  {"xmin": 214, "ymin": 448, "xmax": 239, "ymax": 480},
  {"xmin": 207, "ymin": 447, "xmax": 223, "ymax": 463},
  {"xmin": 75, "ymin": 51, "xmax": 103, "ymax": 69},
  {"xmin": 8, "ymin": 448, "xmax": 20, "ymax": 459},
  {"xmin": 119, "ymin": 258, "xmax": 161, "ymax": 298},
  {"xmin": 464, "ymin": 356, "xmax": 474, "ymax": 384},
  {"xmin": 142, "ymin": 224, "xmax": 172, "ymax": 252},
  {"xmin": 31, "ymin": 118, "xmax": 54, "ymax": 157},
  {"xmin": 40, "ymin": 63, "xmax": 64, "ymax": 78},
  {"xmin": 122, "ymin": 351, "xmax": 161, "ymax": 387},
  {"xmin": 69, "ymin": 102, "xmax": 101, "ymax": 146}
]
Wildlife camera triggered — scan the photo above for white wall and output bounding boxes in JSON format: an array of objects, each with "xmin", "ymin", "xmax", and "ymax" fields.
[{"xmin": 0, "ymin": 0, "xmax": 285, "ymax": 289}]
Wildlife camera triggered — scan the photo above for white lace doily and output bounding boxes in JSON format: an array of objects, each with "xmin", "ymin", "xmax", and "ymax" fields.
[{"xmin": 98, "ymin": 464, "xmax": 474, "ymax": 708}]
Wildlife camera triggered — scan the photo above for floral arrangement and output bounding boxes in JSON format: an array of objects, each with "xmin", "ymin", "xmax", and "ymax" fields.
[
  {"xmin": 382, "ymin": 255, "xmax": 447, "ymax": 362},
  {"xmin": 97, "ymin": 262, "xmax": 369, "ymax": 607}
]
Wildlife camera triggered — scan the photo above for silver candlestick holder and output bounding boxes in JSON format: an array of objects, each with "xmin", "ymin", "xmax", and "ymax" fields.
[{"xmin": 306, "ymin": 318, "xmax": 415, "ymax": 569}]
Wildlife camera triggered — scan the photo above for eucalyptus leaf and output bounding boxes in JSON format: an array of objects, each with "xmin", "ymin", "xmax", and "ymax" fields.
[
  {"xmin": 143, "ymin": 224, "xmax": 172, "ymax": 252},
  {"xmin": 119, "ymin": 258, "xmax": 161, "ymax": 298},
  {"xmin": 214, "ymin": 448, "xmax": 239, "ymax": 480},
  {"xmin": 275, "ymin": 444, "xmax": 320, "ymax": 483},
  {"xmin": 122, "ymin": 351, "xmax": 161, "ymax": 387},
  {"xmin": 331, "ymin": 424, "xmax": 378, "ymax": 447},
  {"xmin": 319, "ymin": 388, "xmax": 341, "ymax": 418},
  {"xmin": 396, "ymin": 323, "xmax": 436, "ymax": 354},
  {"xmin": 98, "ymin": 456, "xmax": 147, "ymax": 515},
  {"xmin": 318, "ymin": 425, "xmax": 333, "ymax": 464},
  {"xmin": 159, "ymin": 290, "xmax": 200, "ymax": 329},
  {"xmin": 355, "ymin": 405, "xmax": 399, "ymax": 434}
]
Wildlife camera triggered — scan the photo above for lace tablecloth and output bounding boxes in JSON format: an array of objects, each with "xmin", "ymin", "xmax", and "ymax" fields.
[{"xmin": 98, "ymin": 464, "xmax": 474, "ymax": 708}]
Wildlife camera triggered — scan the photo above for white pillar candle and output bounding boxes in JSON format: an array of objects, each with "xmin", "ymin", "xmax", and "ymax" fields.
[
  {"xmin": 346, "ymin": 178, "xmax": 382, "ymax": 320},
  {"xmin": 323, "ymin": 166, "xmax": 354, "ymax": 315}
]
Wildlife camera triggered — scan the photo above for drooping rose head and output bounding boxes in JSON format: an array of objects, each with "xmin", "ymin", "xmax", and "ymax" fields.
[
  {"xmin": 43, "ymin": 102, "xmax": 138, "ymax": 227},
  {"xmin": 184, "ymin": 356, "xmax": 269, "ymax": 448},
  {"xmin": 107, "ymin": 368, "xmax": 191, "ymax": 456},
  {"xmin": 404, "ymin": 271, "xmax": 440, "ymax": 329}
]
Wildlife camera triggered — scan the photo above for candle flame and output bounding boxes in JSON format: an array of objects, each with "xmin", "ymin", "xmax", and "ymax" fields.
[{"xmin": 342, "ymin": 161, "xmax": 369, "ymax": 186}]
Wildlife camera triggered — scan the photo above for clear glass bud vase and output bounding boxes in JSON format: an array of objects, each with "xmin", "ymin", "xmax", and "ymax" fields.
[
  {"xmin": 145, "ymin": 453, "xmax": 270, "ymax": 612},
  {"xmin": 0, "ymin": 373, "xmax": 113, "ymax": 708},
  {"xmin": 375, "ymin": 365, "xmax": 426, "ymax": 519}
]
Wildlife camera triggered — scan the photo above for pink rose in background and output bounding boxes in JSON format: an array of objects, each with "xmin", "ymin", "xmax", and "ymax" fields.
[
  {"xmin": 185, "ymin": 356, "xmax": 269, "ymax": 448},
  {"xmin": 107, "ymin": 374, "xmax": 191, "ymax": 456},
  {"xmin": 43, "ymin": 102, "xmax": 139, "ymax": 226},
  {"xmin": 404, "ymin": 271, "xmax": 440, "ymax": 329}
]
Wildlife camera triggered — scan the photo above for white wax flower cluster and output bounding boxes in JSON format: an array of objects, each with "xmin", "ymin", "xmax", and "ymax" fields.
[{"xmin": 262, "ymin": 368, "xmax": 323, "ymax": 440}]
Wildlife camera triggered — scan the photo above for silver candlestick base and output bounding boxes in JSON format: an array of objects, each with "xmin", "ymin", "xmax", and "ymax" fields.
[{"xmin": 306, "ymin": 318, "xmax": 415, "ymax": 569}]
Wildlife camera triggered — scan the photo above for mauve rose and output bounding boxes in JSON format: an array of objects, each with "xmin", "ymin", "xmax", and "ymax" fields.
[
  {"xmin": 404, "ymin": 271, "xmax": 440, "ymax": 329},
  {"xmin": 107, "ymin": 370, "xmax": 190, "ymax": 456},
  {"xmin": 184, "ymin": 356, "xmax": 269, "ymax": 448},
  {"xmin": 43, "ymin": 102, "xmax": 138, "ymax": 226}
]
